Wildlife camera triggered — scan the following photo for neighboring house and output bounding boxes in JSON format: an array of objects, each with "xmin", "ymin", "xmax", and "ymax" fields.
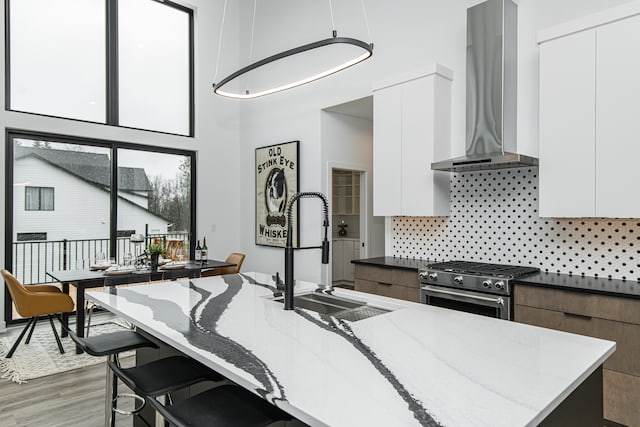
[{"xmin": 12, "ymin": 146, "xmax": 169, "ymax": 282}]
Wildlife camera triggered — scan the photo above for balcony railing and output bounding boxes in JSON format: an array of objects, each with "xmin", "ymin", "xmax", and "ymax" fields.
[{"xmin": 11, "ymin": 233, "xmax": 190, "ymax": 285}]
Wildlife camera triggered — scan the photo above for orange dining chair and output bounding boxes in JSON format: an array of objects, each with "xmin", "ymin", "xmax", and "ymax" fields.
[
  {"xmin": 1, "ymin": 269, "xmax": 75, "ymax": 358},
  {"xmin": 201, "ymin": 253, "xmax": 246, "ymax": 277}
]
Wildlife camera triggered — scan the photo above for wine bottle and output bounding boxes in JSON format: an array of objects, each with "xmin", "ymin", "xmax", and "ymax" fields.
[
  {"xmin": 195, "ymin": 240, "xmax": 202, "ymax": 261},
  {"xmin": 201, "ymin": 237, "xmax": 208, "ymax": 261}
]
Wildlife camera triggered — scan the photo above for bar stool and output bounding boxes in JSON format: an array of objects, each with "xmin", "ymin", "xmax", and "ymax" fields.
[
  {"xmin": 107, "ymin": 355, "xmax": 223, "ymax": 402},
  {"xmin": 148, "ymin": 384, "xmax": 292, "ymax": 427},
  {"xmin": 68, "ymin": 330, "xmax": 158, "ymax": 427}
]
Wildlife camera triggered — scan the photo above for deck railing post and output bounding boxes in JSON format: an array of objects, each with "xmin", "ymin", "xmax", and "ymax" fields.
[{"xmin": 63, "ymin": 239, "xmax": 68, "ymax": 270}]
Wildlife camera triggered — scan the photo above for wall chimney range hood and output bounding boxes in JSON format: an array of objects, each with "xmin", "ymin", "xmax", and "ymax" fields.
[{"xmin": 431, "ymin": 0, "xmax": 538, "ymax": 172}]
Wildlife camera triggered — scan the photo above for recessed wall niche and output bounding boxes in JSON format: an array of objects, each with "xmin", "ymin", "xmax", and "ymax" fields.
[{"xmin": 392, "ymin": 168, "xmax": 640, "ymax": 281}]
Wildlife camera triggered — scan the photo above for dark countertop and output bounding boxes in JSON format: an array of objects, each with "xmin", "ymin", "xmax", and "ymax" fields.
[
  {"xmin": 352, "ymin": 257, "xmax": 640, "ymax": 300},
  {"xmin": 514, "ymin": 272, "xmax": 640, "ymax": 300},
  {"xmin": 351, "ymin": 256, "xmax": 434, "ymax": 271}
]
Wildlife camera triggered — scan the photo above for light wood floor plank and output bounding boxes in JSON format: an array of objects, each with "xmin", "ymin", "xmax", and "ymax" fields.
[{"xmin": 0, "ymin": 316, "xmax": 136, "ymax": 427}]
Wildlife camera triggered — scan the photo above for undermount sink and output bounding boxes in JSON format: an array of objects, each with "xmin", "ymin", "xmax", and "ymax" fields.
[{"xmin": 270, "ymin": 292, "xmax": 390, "ymax": 321}]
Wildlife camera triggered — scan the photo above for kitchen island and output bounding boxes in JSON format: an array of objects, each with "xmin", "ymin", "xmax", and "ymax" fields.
[{"xmin": 88, "ymin": 272, "xmax": 615, "ymax": 427}]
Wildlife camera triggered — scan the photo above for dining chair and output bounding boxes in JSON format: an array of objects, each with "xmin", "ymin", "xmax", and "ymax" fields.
[
  {"xmin": 1, "ymin": 269, "xmax": 74, "ymax": 358},
  {"xmin": 200, "ymin": 252, "xmax": 246, "ymax": 277}
]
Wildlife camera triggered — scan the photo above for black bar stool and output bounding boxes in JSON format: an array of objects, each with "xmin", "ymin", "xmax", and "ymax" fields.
[
  {"xmin": 68, "ymin": 329, "xmax": 158, "ymax": 427},
  {"xmin": 107, "ymin": 355, "xmax": 223, "ymax": 401},
  {"xmin": 148, "ymin": 384, "xmax": 292, "ymax": 427}
]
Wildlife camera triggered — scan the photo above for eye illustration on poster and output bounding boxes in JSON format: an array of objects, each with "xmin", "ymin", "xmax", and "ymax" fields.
[{"xmin": 255, "ymin": 141, "xmax": 299, "ymax": 247}]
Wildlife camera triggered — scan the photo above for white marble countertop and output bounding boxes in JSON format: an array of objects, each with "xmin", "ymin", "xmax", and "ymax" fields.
[{"xmin": 88, "ymin": 272, "xmax": 615, "ymax": 427}]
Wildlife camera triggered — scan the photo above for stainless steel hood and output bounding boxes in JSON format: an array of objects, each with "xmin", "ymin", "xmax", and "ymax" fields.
[{"xmin": 431, "ymin": 0, "xmax": 538, "ymax": 172}]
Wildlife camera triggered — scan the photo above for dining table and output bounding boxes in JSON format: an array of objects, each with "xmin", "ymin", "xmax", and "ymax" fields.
[{"xmin": 46, "ymin": 259, "xmax": 236, "ymax": 353}]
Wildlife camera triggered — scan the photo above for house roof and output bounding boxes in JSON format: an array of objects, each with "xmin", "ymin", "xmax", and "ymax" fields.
[{"xmin": 15, "ymin": 146, "xmax": 152, "ymax": 192}]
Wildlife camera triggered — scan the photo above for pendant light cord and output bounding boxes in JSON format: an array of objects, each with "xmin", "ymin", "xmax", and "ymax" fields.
[
  {"xmin": 213, "ymin": 0, "xmax": 228, "ymax": 84},
  {"xmin": 328, "ymin": 0, "xmax": 336, "ymax": 34},
  {"xmin": 328, "ymin": 0, "xmax": 372, "ymax": 42},
  {"xmin": 249, "ymin": 0, "xmax": 257, "ymax": 62},
  {"xmin": 360, "ymin": 0, "xmax": 373, "ymax": 42}
]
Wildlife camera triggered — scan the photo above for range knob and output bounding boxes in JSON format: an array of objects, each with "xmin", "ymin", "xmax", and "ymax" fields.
[
  {"xmin": 453, "ymin": 276, "xmax": 463, "ymax": 285},
  {"xmin": 419, "ymin": 271, "xmax": 429, "ymax": 280},
  {"xmin": 482, "ymin": 280, "xmax": 492, "ymax": 289},
  {"xmin": 428, "ymin": 273, "xmax": 438, "ymax": 281},
  {"xmin": 494, "ymin": 281, "xmax": 505, "ymax": 291}
]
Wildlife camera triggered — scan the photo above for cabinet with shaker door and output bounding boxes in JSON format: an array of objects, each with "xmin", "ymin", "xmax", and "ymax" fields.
[{"xmin": 332, "ymin": 239, "xmax": 359, "ymax": 285}]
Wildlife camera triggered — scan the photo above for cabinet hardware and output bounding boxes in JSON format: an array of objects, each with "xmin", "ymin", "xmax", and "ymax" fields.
[{"xmin": 563, "ymin": 311, "xmax": 592, "ymax": 320}]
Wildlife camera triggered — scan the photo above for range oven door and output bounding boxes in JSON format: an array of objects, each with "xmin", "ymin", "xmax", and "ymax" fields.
[{"xmin": 420, "ymin": 284, "xmax": 511, "ymax": 320}]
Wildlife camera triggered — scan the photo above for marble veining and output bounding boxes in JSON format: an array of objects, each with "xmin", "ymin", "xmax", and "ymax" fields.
[{"xmin": 89, "ymin": 273, "xmax": 615, "ymax": 427}]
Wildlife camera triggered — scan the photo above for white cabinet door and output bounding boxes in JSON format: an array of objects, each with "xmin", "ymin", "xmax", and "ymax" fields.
[
  {"xmin": 344, "ymin": 241, "xmax": 356, "ymax": 282},
  {"xmin": 373, "ymin": 67, "xmax": 452, "ymax": 217},
  {"xmin": 596, "ymin": 14, "xmax": 640, "ymax": 218},
  {"xmin": 539, "ymin": 30, "xmax": 596, "ymax": 217},
  {"xmin": 401, "ymin": 78, "xmax": 431, "ymax": 215},
  {"xmin": 332, "ymin": 240, "xmax": 344, "ymax": 282},
  {"xmin": 373, "ymin": 86, "xmax": 402, "ymax": 216}
]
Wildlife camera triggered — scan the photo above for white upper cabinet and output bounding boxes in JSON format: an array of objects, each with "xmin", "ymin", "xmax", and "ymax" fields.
[
  {"xmin": 373, "ymin": 65, "xmax": 452, "ymax": 217},
  {"xmin": 538, "ymin": 4, "xmax": 640, "ymax": 218},
  {"xmin": 595, "ymin": 14, "xmax": 640, "ymax": 218},
  {"xmin": 539, "ymin": 30, "xmax": 596, "ymax": 217},
  {"xmin": 372, "ymin": 85, "xmax": 403, "ymax": 216}
]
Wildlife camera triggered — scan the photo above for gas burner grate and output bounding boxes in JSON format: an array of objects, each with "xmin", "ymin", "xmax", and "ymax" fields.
[{"xmin": 427, "ymin": 261, "xmax": 540, "ymax": 279}]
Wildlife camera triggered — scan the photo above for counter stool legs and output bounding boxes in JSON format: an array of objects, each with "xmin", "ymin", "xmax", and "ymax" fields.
[{"xmin": 106, "ymin": 354, "xmax": 223, "ymax": 426}]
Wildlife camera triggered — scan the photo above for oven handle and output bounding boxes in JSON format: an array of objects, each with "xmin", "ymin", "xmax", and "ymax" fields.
[{"xmin": 421, "ymin": 285, "xmax": 505, "ymax": 306}]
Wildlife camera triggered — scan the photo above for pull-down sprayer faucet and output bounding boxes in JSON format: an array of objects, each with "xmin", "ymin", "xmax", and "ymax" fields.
[{"xmin": 284, "ymin": 192, "xmax": 330, "ymax": 310}]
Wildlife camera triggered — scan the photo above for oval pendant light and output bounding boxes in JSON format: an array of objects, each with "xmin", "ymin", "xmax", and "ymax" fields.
[{"xmin": 212, "ymin": 0, "xmax": 373, "ymax": 99}]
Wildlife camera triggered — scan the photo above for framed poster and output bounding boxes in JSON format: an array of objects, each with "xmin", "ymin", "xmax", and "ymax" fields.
[{"xmin": 255, "ymin": 140, "xmax": 299, "ymax": 247}]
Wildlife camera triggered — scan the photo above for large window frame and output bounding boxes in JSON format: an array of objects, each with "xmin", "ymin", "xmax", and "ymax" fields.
[
  {"xmin": 4, "ymin": 0, "xmax": 195, "ymax": 137},
  {"xmin": 4, "ymin": 128, "xmax": 197, "ymax": 325}
]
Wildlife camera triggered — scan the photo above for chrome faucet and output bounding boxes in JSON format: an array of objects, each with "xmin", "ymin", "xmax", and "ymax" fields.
[{"xmin": 284, "ymin": 192, "xmax": 330, "ymax": 310}]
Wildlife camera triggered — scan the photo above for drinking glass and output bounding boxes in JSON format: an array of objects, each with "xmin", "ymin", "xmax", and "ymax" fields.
[
  {"xmin": 96, "ymin": 252, "xmax": 107, "ymax": 266},
  {"xmin": 175, "ymin": 247, "xmax": 185, "ymax": 263},
  {"xmin": 123, "ymin": 253, "xmax": 133, "ymax": 266}
]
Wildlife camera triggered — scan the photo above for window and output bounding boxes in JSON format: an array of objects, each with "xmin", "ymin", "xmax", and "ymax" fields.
[
  {"xmin": 118, "ymin": 0, "xmax": 192, "ymax": 135},
  {"xmin": 7, "ymin": 132, "xmax": 196, "ymax": 313},
  {"xmin": 17, "ymin": 232, "xmax": 47, "ymax": 242},
  {"xmin": 8, "ymin": 0, "xmax": 105, "ymax": 122},
  {"xmin": 25, "ymin": 187, "xmax": 54, "ymax": 211},
  {"xmin": 117, "ymin": 230, "xmax": 137, "ymax": 238},
  {"xmin": 7, "ymin": 0, "xmax": 193, "ymax": 136}
]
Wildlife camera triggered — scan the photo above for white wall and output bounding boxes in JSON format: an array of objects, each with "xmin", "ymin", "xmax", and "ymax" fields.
[
  {"xmin": 235, "ymin": 0, "xmax": 636, "ymax": 284},
  {"xmin": 0, "ymin": 0, "xmax": 241, "ymax": 331},
  {"xmin": 118, "ymin": 191, "xmax": 148, "ymax": 209},
  {"xmin": 321, "ymin": 109, "xmax": 384, "ymax": 257}
]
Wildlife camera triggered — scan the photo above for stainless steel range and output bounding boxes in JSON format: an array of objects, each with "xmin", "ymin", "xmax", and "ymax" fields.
[{"xmin": 419, "ymin": 261, "xmax": 540, "ymax": 320}]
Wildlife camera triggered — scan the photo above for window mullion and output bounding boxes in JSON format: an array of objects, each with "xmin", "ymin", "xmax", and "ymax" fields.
[
  {"xmin": 110, "ymin": 147, "xmax": 118, "ymax": 259},
  {"xmin": 106, "ymin": 0, "xmax": 119, "ymax": 125}
]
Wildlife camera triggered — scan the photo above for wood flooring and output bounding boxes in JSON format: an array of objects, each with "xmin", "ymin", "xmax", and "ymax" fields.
[{"xmin": 0, "ymin": 316, "xmax": 136, "ymax": 427}]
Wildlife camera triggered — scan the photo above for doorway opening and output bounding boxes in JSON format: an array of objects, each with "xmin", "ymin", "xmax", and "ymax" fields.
[{"xmin": 331, "ymin": 168, "xmax": 362, "ymax": 289}]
